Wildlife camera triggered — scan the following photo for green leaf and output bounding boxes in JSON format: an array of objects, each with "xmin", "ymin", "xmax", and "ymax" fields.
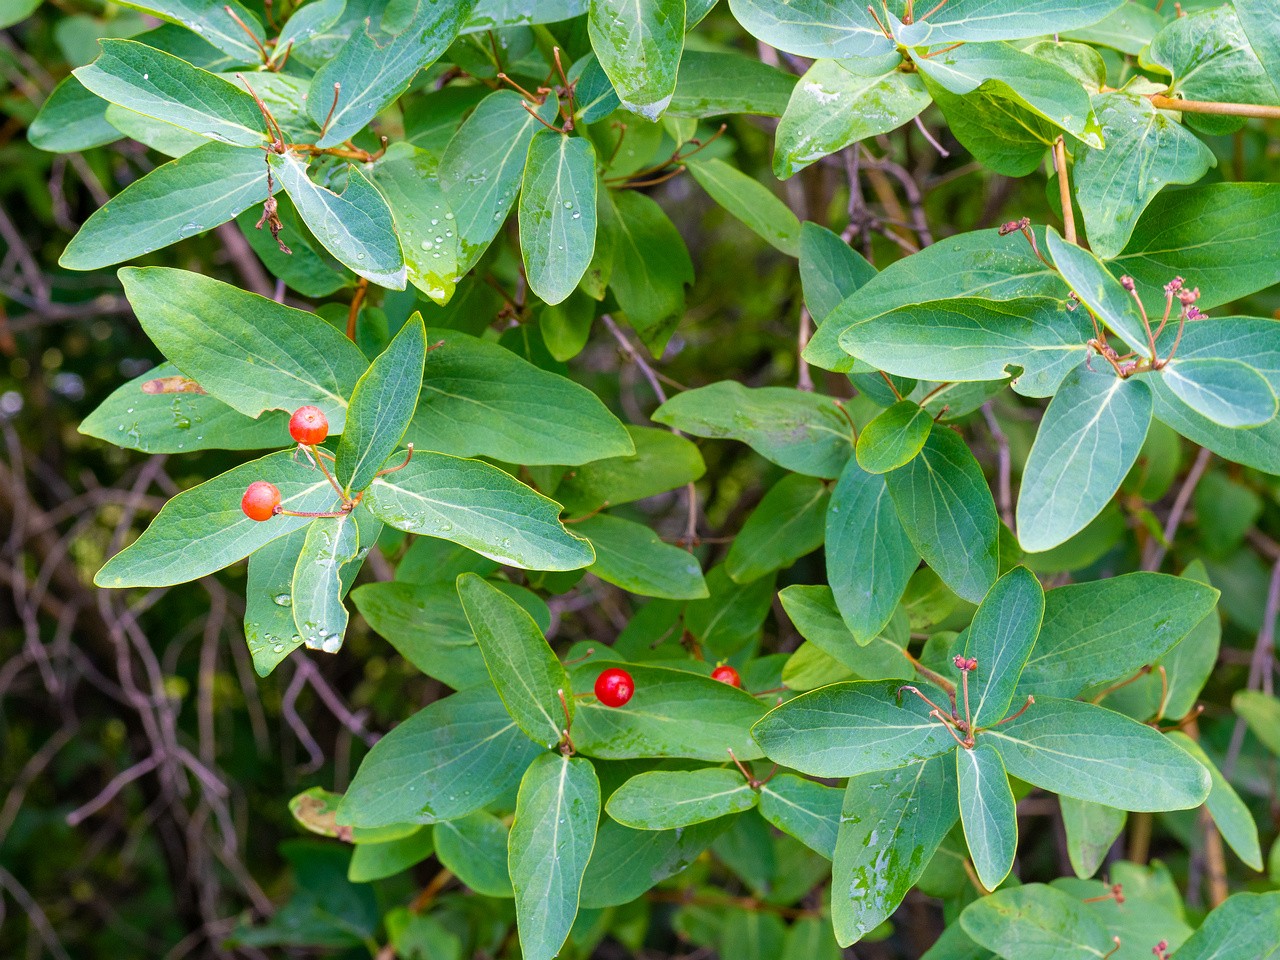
[
  {"xmin": 555, "ymin": 425, "xmax": 705, "ymax": 515},
  {"xmin": 1159, "ymin": 358, "xmax": 1277, "ymax": 428},
  {"xmin": 29, "ymin": 75, "xmax": 119, "ymax": 152},
  {"xmin": 568, "ymin": 661, "xmax": 767, "ymax": 760},
  {"xmin": 1062, "ymin": 2, "xmax": 1164, "ymax": 55},
  {"xmin": 1233, "ymin": 689, "xmax": 1280, "ymax": 757},
  {"xmin": 654, "ymin": 382, "xmax": 853, "ymax": 478},
  {"xmin": 605, "ymin": 189, "xmax": 695, "ymax": 356},
  {"xmin": 405, "ymin": 85, "xmax": 489, "ymax": 156},
  {"xmin": 1169, "ymin": 891, "xmax": 1280, "ymax": 960},
  {"xmin": 309, "ymin": 0, "xmax": 475, "ymax": 146},
  {"xmin": 270, "ymin": 153, "xmax": 407, "ymax": 289},
  {"xmin": 784, "ymin": 917, "xmax": 843, "ymax": 960},
  {"xmin": 957, "ymin": 743, "xmax": 1017, "ymax": 892},
  {"xmin": 856, "ymin": 400, "xmax": 933, "ymax": 474},
  {"xmin": 432, "ymin": 810, "xmax": 513, "ymax": 897},
  {"xmin": 336, "ymin": 316, "xmax": 425, "ymax": 494},
  {"xmin": 291, "ymin": 509, "xmax": 367, "ymax": 653},
  {"xmin": 1166, "ymin": 732, "xmax": 1262, "ymax": 871},
  {"xmin": 727, "ymin": 0, "xmax": 892, "ymax": 59},
  {"xmin": 113, "ymin": 1, "xmax": 266, "ymax": 63},
  {"xmin": 910, "ymin": 42, "xmax": 1101, "ymax": 147},
  {"xmin": 1017, "ymin": 363, "xmax": 1153, "ymax": 552},
  {"xmin": 1103, "ymin": 560, "xmax": 1219, "ymax": 723},
  {"xmin": 574, "ymin": 513, "xmax": 708, "ymax": 600},
  {"xmin": 985, "ymin": 696, "xmax": 1210, "ymax": 811},
  {"xmin": 960, "ymin": 884, "xmax": 1115, "ymax": 960},
  {"xmin": 799, "ymin": 221, "xmax": 876, "ymax": 324},
  {"xmin": 898, "ymin": 0, "xmax": 1127, "ymax": 45},
  {"xmin": 244, "ymin": 528, "xmax": 315, "ymax": 676},
  {"xmin": 606, "ymin": 768, "xmax": 758, "ymax": 829},
  {"xmin": 1045, "ymin": 229, "xmax": 1147, "ymax": 353},
  {"xmin": 579, "ymin": 814, "xmax": 735, "ymax": 907},
  {"xmin": 918, "ymin": 922, "xmax": 997, "ymax": 960},
  {"xmin": 587, "ymin": 0, "xmax": 683, "ymax": 119},
  {"xmin": 832, "ymin": 757, "xmax": 958, "ymax": 945},
  {"xmin": 1059, "ymin": 797, "xmax": 1126, "ymax": 879},
  {"xmin": 79, "ymin": 362, "xmax": 287, "ymax": 454},
  {"xmin": 668, "ymin": 51, "xmax": 797, "ymax": 117},
  {"xmin": 962, "ymin": 567, "xmax": 1043, "ymax": 726},
  {"xmin": 351, "ymin": 579, "xmax": 545, "ymax": 689},
  {"xmin": 726, "ymin": 474, "xmax": 828, "ymax": 583},
  {"xmin": 508, "ymin": 753, "xmax": 600, "ymax": 960},
  {"xmin": 104, "ymin": 109, "xmax": 205, "ymax": 160},
  {"xmin": 1072, "ymin": 92, "xmax": 1216, "ymax": 259},
  {"xmin": 117, "ymin": 267, "xmax": 366, "ymax": 428},
  {"xmin": 838, "ymin": 297, "xmax": 1091, "ymax": 397},
  {"xmin": 74, "ymin": 40, "xmax": 266, "ymax": 146},
  {"xmin": 757, "ymin": 774, "xmax": 841, "ymax": 859},
  {"xmin": 825, "ymin": 458, "xmax": 918, "ymax": 643},
  {"xmin": 885, "ymin": 427, "xmax": 998, "ymax": 604},
  {"xmin": 720, "ymin": 909, "xmax": 786, "ymax": 960},
  {"xmin": 1147, "ymin": 5, "xmax": 1278, "ymax": 136},
  {"xmin": 752, "ymin": 680, "xmax": 959, "ymax": 778},
  {"xmin": 774, "ymin": 60, "xmax": 931, "ymax": 179},
  {"xmin": 1017, "ymin": 572, "xmax": 1219, "ymax": 700},
  {"xmin": 61, "ymin": 141, "xmax": 271, "ymax": 270},
  {"xmin": 95, "ymin": 450, "xmax": 343, "ymax": 588},
  {"xmin": 236, "ymin": 195, "xmax": 350, "ymax": 299},
  {"xmin": 274, "ymin": 0, "xmax": 346, "ymax": 59},
  {"xmin": 1149, "ymin": 376, "xmax": 1280, "ymax": 475},
  {"xmin": 457, "ymin": 573, "xmax": 572, "ymax": 748},
  {"xmin": 406, "ymin": 327, "xmax": 633, "ymax": 466},
  {"xmin": 567, "ymin": 52, "xmax": 619, "ymax": 124},
  {"xmin": 1112, "ymin": 184, "xmax": 1280, "ymax": 313},
  {"xmin": 539, "ymin": 291, "xmax": 596, "ymax": 361},
  {"xmin": 364, "ymin": 452, "xmax": 594, "ymax": 570},
  {"xmin": 338, "ymin": 685, "xmax": 541, "ymax": 827},
  {"xmin": 368, "ymin": 146, "xmax": 459, "ymax": 305},
  {"xmin": 923, "ymin": 74, "xmax": 1058, "ymax": 178},
  {"xmin": 441, "ymin": 90, "xmax": 561, "ymax": 272},
  {"xmin": 781, "ymin": 642, "xmax": 855, "ymax": 690},
  {"xmin": 684, "ymin": 564, "xmax": 776, "ymax": 659},
  {"xmin": 688, "ymin": 159, "xmax": 800, "ymax": 255},
  {"xmin": 347, "ymin": 827, "xmax": 434, "ymax": 882},
  {"xmin": 520, "ymin": 132, "xmax": 598, "ymax": 304},
  {"xmin": 779, "ymin": 585, "xmax": 914, "ymax": 680},
  {"xmin": 1237, "ymin": 0, "xmax": 1280, "ymax": 100}
]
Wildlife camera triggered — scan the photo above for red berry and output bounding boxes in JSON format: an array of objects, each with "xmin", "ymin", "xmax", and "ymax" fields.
[
  {"xmin": 289, "ymin": 405, "xmax": 329, "ymax": 445},
  {"xmin": 241, "ymin": 481, "xmax": 281, "ymax": 521},
  {"xmin": 594, "ymin": 668, "xmax": 634, "ymax": 708},
  {"xmin": 711, "ymin": 665, "xmax": 741, "ymax": 688}
]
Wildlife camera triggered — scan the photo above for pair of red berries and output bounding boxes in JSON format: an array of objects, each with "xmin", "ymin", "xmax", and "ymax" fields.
[
  {"xmin": 591, "ymin": 663, "xmax": 740, "ymax": 708},
  {"xmin": 241, "ymin": 406, "xmax": 330, "ymax": 521}
]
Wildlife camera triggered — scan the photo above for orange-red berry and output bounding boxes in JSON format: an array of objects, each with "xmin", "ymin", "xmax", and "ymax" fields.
[
  {"xmin": 242, "ymin": 481, "xmax": 281, "ymax": 521},
  {"xmin": 289, "ymin": 405, "xmax": 329, "ymax": 446},
  {"xmin": 711, "ymin": 665, "xmax": 741, "ymax": 688},
  {"xmin": 594, "ymin": 667, "xmax": 634, "ymax": 708}
]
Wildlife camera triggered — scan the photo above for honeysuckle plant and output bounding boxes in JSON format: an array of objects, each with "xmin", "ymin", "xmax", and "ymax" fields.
[{"xmin": 13, "ymin": 0, "xmax": 1280, "ymax": 957}]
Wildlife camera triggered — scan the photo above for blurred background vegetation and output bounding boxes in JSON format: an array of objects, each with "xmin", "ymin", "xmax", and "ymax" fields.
[{"xmin": 2, "ymin": 2, "xmax": 1278, "ymax": 958}]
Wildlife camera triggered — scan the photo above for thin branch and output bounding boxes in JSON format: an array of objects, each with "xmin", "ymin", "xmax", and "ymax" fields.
[
  {"xmin": 65, "ymin": 755, "xmax": 161, "ymax": 827},
  {"xmin": 1149, "ymin": 94, "xmax": 1280, "ymax": 119},
  {"xmin": 981, "ymin": 402, "xmax": 1013, "ymax": 530},
  {"xmin": 1223, "ymin": 553, "xmax": 1280, "ymax": 778},
  {"xmin": 1141, "ymin": 446, "xmax": 1211, "ymax": 571},
  {"xmin": 1053, "ymin": 136, "xmax": 1075, "ymax": 244},
  {"xmin": 797, "ymin": 306, "xmax": 814, "ymax": 392}
]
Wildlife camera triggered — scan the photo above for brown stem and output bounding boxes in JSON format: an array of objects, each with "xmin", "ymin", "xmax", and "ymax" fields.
[
  {"xmin": 224, "ymin": 5, "xmax": 269, "ymax": 63},
  {"xmin": 1091, "ymin": 665, "xmax": 1152, "ymax": 704},
  {"xmin": 562, "ymin": 500, "xmax": 610, "ymax": 523},
  {"xmin": 320, "ymin": 82, "xmax": 341, "ymax": 139},
  {"xmin": 346, "ymin": 277, "xmax": 368, "ymax": 341},
  {"xmin": 521, "ymin": 99, "xmax": 563, "ymax": 133},
  {"xmin": 990, "ymin": 695, "xmax": 1035, "ymax": 727},
  {"xmin": 374, "ymin": 444, "xmax": 414, "ymax": 478},
  {"xmin": 1149, "ymin": 94, "xmax": 1280, "ymax": 120},
  {"xmin": 879, "ymin": 370, "xmax": 904, "ymax": 401},
  {"xmin": 1053, "ymin": 137, "xmax": 1076, "ymax": 244}
]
